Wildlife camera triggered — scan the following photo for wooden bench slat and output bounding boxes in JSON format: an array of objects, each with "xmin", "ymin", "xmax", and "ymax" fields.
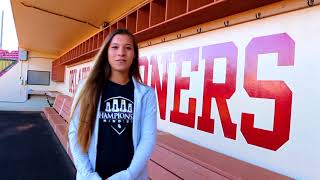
[
  {"xmin": 59, "ymin": 95, "xmax": 73, "ymax": 121},
  {"xmin": 148, "ymin": 160, "xmax": 181, "ymax": 180},
  {"xmin": 47, "ymin": 114, "xmax": 66, "ymax": 131},
  {"xmin": 43, "ymin": 107, "xmax": 57, "ymax": 117},
  {"xmin": 53, "ymin": 95, "xmax": 65, "ymax": 112},
  {"xmin": 56, "ymin": 124, "xmax": 68, "ymax": 151},
  {"xmin": 157, "ymin": 132, "xmax": 292, "ymax": 180},
  {"xmin": 42, "ymin": 94, "xmax": 73, "ymax": 162},
  {"xmin": 151, "ymin": 145, "xmax": 230, "ymax": 180}
]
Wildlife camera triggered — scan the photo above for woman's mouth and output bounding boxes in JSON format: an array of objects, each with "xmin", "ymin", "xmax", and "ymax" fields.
[{"xmin": 116, "ymin": 59, "xmax": 126, "ymax": 62}]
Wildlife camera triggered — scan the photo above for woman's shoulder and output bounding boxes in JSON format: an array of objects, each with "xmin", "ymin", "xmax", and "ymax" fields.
[
  {"xmin": 133, "ymin": 78, "xmax": 154, "ymax": 91},
  {"xmin": 135, "ymin": 80, "xmax": 155, "ymax": 94}
]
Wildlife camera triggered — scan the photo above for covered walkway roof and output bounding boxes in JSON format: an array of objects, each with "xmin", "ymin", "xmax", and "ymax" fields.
[{"xmin": 11, "ymin": 0, "xmax": 145, "ymax": 57}]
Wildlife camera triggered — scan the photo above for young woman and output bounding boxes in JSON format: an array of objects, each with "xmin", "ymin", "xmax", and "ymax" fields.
[{"xmin": 68, "ymin": 29, "xmax": 157, "ymax": 180}]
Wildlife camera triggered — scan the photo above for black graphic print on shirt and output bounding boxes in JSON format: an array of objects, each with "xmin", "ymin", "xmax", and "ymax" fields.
[{"xmin": 99, "ymin": 96, "xmax": 133, "ymax": 135}]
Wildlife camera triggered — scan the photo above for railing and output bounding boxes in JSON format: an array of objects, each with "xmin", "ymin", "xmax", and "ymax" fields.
[
  {"xmin": 0, "ymin": 50, "xmax": 19, "ymax": 78},
  {"xmin": 0, "ymin": 59, "xmax": 18, "ymax": 78}
]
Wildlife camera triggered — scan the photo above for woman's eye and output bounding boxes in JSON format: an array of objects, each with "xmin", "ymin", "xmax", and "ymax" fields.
[
  {"xmin": 126, "ymin": 46, "xmax": 132, "ymax": 50},
  {"xmin": 111, "ymin": 46, "xmax": 118, "ymax": 49}
]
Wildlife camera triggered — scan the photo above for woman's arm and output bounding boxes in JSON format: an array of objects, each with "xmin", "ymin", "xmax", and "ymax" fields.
[
  {"xmin": 108, "ymin": 88, "xmax": 157, "ymax": 180},
  {"xmin": 68, "ymin": 82, "xmax": 102, "ymax": 180}
]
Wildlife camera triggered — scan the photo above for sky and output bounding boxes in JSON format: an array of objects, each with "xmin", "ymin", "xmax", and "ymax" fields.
[{"xmin": 0, "ymin": 0, "xmax": 18, "ymax": 51}]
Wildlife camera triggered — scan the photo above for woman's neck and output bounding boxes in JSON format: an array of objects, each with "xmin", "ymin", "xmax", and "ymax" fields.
[{"xmin": 109, "ymin": 71, "xmax": 130, "ymax": 85}]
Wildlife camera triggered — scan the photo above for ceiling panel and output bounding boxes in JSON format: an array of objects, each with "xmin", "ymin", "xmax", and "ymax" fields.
[{"xmin": 11, "ymin": 0, "xmax": 146, "ymax": 56}]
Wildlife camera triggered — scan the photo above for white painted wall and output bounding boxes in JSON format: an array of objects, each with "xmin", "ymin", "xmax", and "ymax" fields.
[
  {"xmin": 0, "ymin": 51, "xmax": 59, "ymax": 102},
  {"xmin": 26, "ymin": 53, "xmax": 58, "ymax": 92},
  {"xmin": 0, "ymin": 60, "xmax": 27, "ymax": 102},
  {"xmin": 138, "ymin": 6, "xmax": 320, "ymax": 180}
]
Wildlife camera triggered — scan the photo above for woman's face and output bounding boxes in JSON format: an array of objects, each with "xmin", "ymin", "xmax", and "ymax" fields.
[{"xmin": 108, "ymin": 34, "xmax": 135, "ymax": 75}]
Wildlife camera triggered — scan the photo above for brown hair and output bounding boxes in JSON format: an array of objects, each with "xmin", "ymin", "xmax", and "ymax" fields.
[{"xmin": 71, "ymin": 29, "xmax": 142, "ymax": 153}]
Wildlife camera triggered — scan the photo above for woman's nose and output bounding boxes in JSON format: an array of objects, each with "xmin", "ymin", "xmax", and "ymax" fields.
[{"xmin": 117, "ymin": 47, "xmax": 125, "ymax": 56}]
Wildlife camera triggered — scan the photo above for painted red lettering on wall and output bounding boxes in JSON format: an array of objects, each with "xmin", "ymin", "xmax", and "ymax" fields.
[
  {"xmin": 198, "ymin": 42, "xmax": 237, "ymax": 140},
  {"xmin": 170, "ymin": 48, "xmax": 199, "ymax": 128},
  {"xmin": 241, "ymin": 33, "xmax": 294, "ymax": 151},
  {"xmin": 69, "ymin": 69, "xmax": 77, "ymax": 94},
  {"xmin": 150, "ymin": 54, "xmax": 169, "ymax": 120},
  {"xmin": 139, "ymin": 33, "xmax": 294, "ymax": 151},
  {"xmin": 68, "ymin": 33, "xmax": 294, "ymax": 151},
  {"xmin": 69, "ymin": 66, "xmax": 91, "ymax": 94}
]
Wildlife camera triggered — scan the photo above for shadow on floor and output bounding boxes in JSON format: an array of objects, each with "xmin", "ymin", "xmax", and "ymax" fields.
[{"xmin": 0, "ymin": 111, "xmax": 76, "ymax": 180}]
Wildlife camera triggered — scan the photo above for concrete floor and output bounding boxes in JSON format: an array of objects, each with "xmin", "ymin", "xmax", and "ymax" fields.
[{"xmin": 0, "ymin": 95, "xmax": 53, "ymax": 111}]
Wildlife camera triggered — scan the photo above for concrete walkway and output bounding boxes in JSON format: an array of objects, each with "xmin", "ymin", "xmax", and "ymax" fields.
[
  {"xmin": 0, "ymin": 95, "xmax": 52, "ymax": 111},
  {"xmin": 0, "ymin": 111, "xmax": 76, "ymax": 180}
]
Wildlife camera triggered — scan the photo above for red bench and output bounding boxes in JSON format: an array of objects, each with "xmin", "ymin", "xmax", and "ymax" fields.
[
  {"xmin": 148, "ymin": 131, "xmax": 293, "ymax": 180},
  {"xmin": 43, "ymin": 96, "xmax": 292, "ymax": 179},
  {"xmin": 43, "ymin": 94, "xmax": 73, "ymax": 158}
]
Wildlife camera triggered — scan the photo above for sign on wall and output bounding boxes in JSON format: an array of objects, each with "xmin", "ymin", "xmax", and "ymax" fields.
[
  {"xmin": 138, "ymin": 7, "xmax": 319, "ymax": 179},
  {"xmin": 69, "ymin": 66, "xmax": 91, "ymax": 94},
  {"xmin": 140, "ymin": 33, "xmax": 293, "ymax": 151}
]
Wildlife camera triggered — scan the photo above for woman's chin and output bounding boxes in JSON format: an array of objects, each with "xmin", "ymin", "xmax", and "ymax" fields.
[{"xmin": 111, "ymin": 68, "xmax": 130, "ymax": 74}]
